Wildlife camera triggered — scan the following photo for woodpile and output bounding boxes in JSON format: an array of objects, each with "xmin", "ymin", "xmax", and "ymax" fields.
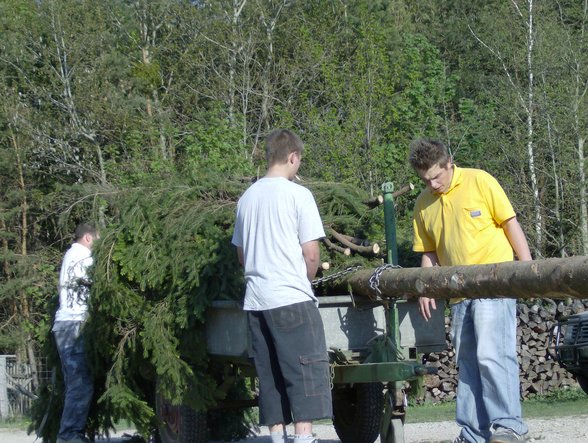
[{"xmin": 419, "ymin": 299, "xmax": 588, "ymax": 403}]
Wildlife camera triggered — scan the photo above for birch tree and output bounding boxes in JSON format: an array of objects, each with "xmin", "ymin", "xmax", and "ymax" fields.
[
  {"xmin": 564, "ymin": 0, "xmax": 588, "ymax": 253},
  {"xmin": 469, "ymin": 0, "xmax": 543, "ymax": 255}
]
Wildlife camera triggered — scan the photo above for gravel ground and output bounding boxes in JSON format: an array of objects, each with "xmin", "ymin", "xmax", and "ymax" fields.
[
  {"xmin": 232, "ymin": 415, "xmax": 588, "ymax": 442},
  {"xmin": 3, "ymin": 416, "xmax": 588, "ymax": 443}
]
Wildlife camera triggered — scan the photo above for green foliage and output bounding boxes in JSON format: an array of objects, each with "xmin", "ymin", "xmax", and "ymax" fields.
[
  {"xmin": 525, "ymin": 386, "xmax": 587, "ymax": 403},
  {"xmin": 2, "ymin": 0, "xmax": 588, "ymax": 438},
  {"xmin": 83, "ymin": 177, "xmax": 245, "ymax": 431},
  {"xmin": 180, "ymin": 111, "xmax": 254, "ymax": 178}
]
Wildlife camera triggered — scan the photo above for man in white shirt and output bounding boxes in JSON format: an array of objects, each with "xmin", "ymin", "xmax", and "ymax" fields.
[
  {"xmin": 53, "ymin": 223, "xmax": 99, "ymax": 443},
  {"xmin": 232, "ymin": 129, "xmax": 331, "ymax": 443}
]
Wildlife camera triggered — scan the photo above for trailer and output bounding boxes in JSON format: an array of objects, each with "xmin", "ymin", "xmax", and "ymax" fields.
[
  {"xmin": 154, "ymin": 182, "xmax": 446, "ymax": 443},
  {"xmin": 155, "ymin": 295, "xmax": 445, "ymax": 443}
]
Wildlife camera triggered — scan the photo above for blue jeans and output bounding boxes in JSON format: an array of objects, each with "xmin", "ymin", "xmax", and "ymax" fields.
[
  {"xmin": 450, "ymin": 299, "xmax": 528, "ymax": 443},
  {"xmin": 53, "ymin": 321, "xmax": 94, "ymax": 441}
]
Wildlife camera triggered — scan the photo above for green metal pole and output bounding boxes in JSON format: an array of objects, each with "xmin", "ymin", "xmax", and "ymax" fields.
[
  {"xmin": 381, "ymin": 181, "xmax": 407, "ymax": 440},
  {"xmin": 381, "ymin": 181, "xmax": 401, "ymax": 356},
  {"xmin": 382, "ymin": 182, "xmax": 399, "ymax": 266}
]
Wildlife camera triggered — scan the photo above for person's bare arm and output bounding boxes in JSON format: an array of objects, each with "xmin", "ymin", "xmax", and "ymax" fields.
[
  {"xmin": 502, "ymin": 216, "xmax": 532, "ymax": 261},
  {"xmin": 301, "ymin": 240, "xmax": 320, "ymax": 281},
  {"xmin": 236, "ymin": 246, "xmax": 244, "ymax": 267},
  {"xmin": 418, "ymin": 251, "xmax": 440, "ymax": 321}
]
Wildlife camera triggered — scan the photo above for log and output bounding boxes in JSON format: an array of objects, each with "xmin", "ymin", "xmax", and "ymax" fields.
[
  {"xmin": 363, "ymin": 183, "xmax": 414, "ymax": 208},
  {"xmin": 392, "ymin": 182, "xmax": 415, "ymax": 198},
  {"xmin": 333, "ymin": 256, "xmax": 588, "ymax": 300},
  {"xmin": 338, "ymin": 233, "xmax": 371, "ymax": 247},
  {"xmin": 322, "ymin": 237, "xmax": 351, "ymax": 256},
  {"xmin": 365, "ymin": 195, "xmax": 384, "ymax": 209},
  {"xmin": 329, "ymin": 228, "xmax": 380, "ymax": 255}
]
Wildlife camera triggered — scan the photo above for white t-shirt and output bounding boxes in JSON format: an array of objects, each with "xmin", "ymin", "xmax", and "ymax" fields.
[
  {"xmin": 54, "ymin": 242, "xmax": 93, "ymax": 322},
  {"xmin": 232, "ymin": 177, "xmax": 325, "ymax": 310}
]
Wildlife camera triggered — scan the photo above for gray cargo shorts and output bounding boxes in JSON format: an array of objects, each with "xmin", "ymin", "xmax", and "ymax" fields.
[{"xmin": 248, "ymin": 300, "xmax": 333, "ymax": 426}]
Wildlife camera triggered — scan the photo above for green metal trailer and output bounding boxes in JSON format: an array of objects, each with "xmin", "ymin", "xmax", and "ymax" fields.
[{"xmin": 203, "ymin": 294, "xmax": 445, "ymax": 443}]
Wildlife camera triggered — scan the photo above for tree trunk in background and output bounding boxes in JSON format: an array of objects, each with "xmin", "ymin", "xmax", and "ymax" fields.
[
  {"xmin": 523, "ymin": 0, "xmax": 543, "ymax": 254},
  {"xmin": 572, "ymin": 1, "xmax": 588, "ymax": 253},
  {"xmin": 136, "ymin": 1, "xmax": 169, "ymax": 161},
  {"xmin": 468, "ymin": 0, "xmax": 543, "ymax": 254},
  {"xmin": 579, "ymin": 137, "xmax": 588, "ymax": 253},
  {"xmin": 10, "ymin": 129, "xmax": 39, "ymax": 390},
  {"xmin": 229, "ymin": 0, "xmax": 247, "ymax": 125},
  {"xmin": 49, "ymin": 3, "xmax": 107, "ymax": 184}
]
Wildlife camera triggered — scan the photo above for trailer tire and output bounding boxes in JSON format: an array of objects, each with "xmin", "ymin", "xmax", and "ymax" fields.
[
  {"xmin": 333, "ymin": 383, "xmax": 384, "ymax": 443},
  {"xmin": 155, "ymin": 392, "xmax": 207, "ymax": 443}
]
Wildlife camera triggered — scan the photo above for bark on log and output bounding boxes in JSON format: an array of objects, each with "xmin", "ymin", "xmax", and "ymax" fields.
[
  {"xmin": 322, "ymin": 237, "xmax": 351, "ymax": 256},
  {"xmin": 363, "ymin": 183, "xmax": 414, "ymax": 208},
  {"xmin": 334, "ymin": 256, "xmax": 588, "ymax": 300},
  {"xmin": 329, "ymin": 228, "xmax": 380, "ymax": 255},
  {"xmin": 392, "ymin": 183, "xmax": 415, "ymax": 198},
  {"xmin": 365, "ymin": 195, "xmax": 384, "ymax": 209}
]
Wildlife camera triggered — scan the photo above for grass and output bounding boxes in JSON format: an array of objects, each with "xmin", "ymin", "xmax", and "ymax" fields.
[
  {"xmin": 406, "ymin": 387, "xmax": 588, "ymax": 423},
  {"xmin": 3, "ymin": 389, "xmax": 587, "ymax": 430},
  {"xmin": 0, "ymin": 418, "xmax": 30, "ymax": 429},
  {"xmin": 0, "ymin": 418, "xmax": 134, "ymax": 431}
]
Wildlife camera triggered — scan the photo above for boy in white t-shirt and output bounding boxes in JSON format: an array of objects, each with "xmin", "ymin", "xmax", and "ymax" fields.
[
  {"xmin": 53, "ymin": 222, "xmax": 99, "ymax": 443},
  {"xmin": 232, "ymin": 129, "xmax": 331, "ymax": 443}
]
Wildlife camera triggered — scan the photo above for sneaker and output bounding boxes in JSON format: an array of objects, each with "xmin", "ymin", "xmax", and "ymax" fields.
[
  {"xmin": 490, "ymin": 427, "xmax": 528, "ymax": 443},
  {"xmin": 452, "ymin": 436, "xmax": 468, "ymax": 443}
]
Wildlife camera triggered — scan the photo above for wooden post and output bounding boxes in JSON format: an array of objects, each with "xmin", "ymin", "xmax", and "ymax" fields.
[{"xmin": 0, "ymin": 355, "xmax": 10, "ymax": 419}]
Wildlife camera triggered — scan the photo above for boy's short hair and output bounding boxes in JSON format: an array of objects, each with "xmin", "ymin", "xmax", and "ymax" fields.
[
  {"xmin": 74, "ymin": 222, "xmax": 99, "ymax": 241},
  {"xmin": 266, "ymin": 129, "xmax": 304, "ymax": 166},
  {"xmin": 409, "ymin": 138, "xmax": 451, "ymax": 171}
]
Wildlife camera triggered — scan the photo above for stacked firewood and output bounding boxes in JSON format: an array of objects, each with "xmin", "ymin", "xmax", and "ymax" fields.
[{"xmin": 419, "ymin": 299, "xmax": 588, "ymax": 403}]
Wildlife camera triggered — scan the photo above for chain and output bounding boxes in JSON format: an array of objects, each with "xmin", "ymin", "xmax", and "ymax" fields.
[
  {"xmin": 329, "ymin": 363, "xmax": 335, "ymax": 390},
  {"xmin": 311, "ymin": 265, "xmax": 363, "ymax": 288},
  {"xmin": 368, "ymin": 263, "xmax": 402, "ymax": 297}
]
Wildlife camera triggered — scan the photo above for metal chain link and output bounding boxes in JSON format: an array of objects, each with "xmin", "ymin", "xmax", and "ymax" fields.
[
  {"xmin": 329, "ymin": 363, "xmax": 335, "ymax": 390},
  {"xmin": 311, "ymin": 265, "xmax": 363, "ymax": 288},
  {"xmin": 369, "ymin": 263, "xmax": 402, "ymax": 297}
]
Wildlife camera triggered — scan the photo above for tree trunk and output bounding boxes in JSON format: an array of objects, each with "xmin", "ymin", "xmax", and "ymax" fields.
[
  {"xmin": 524, "ymin": 0, "xmax": 542, "ymax": 253},
  {"xmin": 10, "ymin": 129, "xmax": 40, "ymax": 390},
  {"xmin": 332, "ymin": 256, "xmax": 588, "ymax": 300},
  {"xmin": 573, "ymin": 0, "xmax": 588, "ymax": 254}
]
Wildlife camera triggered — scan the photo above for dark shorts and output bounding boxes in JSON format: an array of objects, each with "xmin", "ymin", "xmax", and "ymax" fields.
[{"xmin": 248, "ymin": 301, "xmax": 333, "ymax": 426}]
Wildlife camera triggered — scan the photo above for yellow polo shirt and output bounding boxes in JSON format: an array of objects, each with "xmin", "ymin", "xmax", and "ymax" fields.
[{"xmin": 412, "ymin": 166, "xmax": 516, "ymax": 282}]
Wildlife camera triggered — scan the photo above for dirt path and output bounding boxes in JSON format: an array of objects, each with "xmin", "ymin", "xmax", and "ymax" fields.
[{"xmin": 3, "ymin": 416, "xmax": 587, "ymax": 442}]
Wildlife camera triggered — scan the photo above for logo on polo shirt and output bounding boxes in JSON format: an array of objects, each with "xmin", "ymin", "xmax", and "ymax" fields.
[{"xmin": 470, "ymin": 210, "xmax": 482, "ymax": 218}]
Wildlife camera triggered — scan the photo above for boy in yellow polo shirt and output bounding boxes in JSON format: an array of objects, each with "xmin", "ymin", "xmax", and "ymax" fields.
[{"xmin": 409, "ymin": 138, "xmax": 532, "ymax": 443}]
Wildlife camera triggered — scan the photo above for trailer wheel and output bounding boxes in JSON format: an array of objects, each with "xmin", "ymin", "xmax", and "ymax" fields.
[
  {"xmin": 333, "ymin": 383, "xmax": 384, "ymax": 443},
  {"xmin": 155, "ymin": 392, "xmax": 207, "ymax": 443}
]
